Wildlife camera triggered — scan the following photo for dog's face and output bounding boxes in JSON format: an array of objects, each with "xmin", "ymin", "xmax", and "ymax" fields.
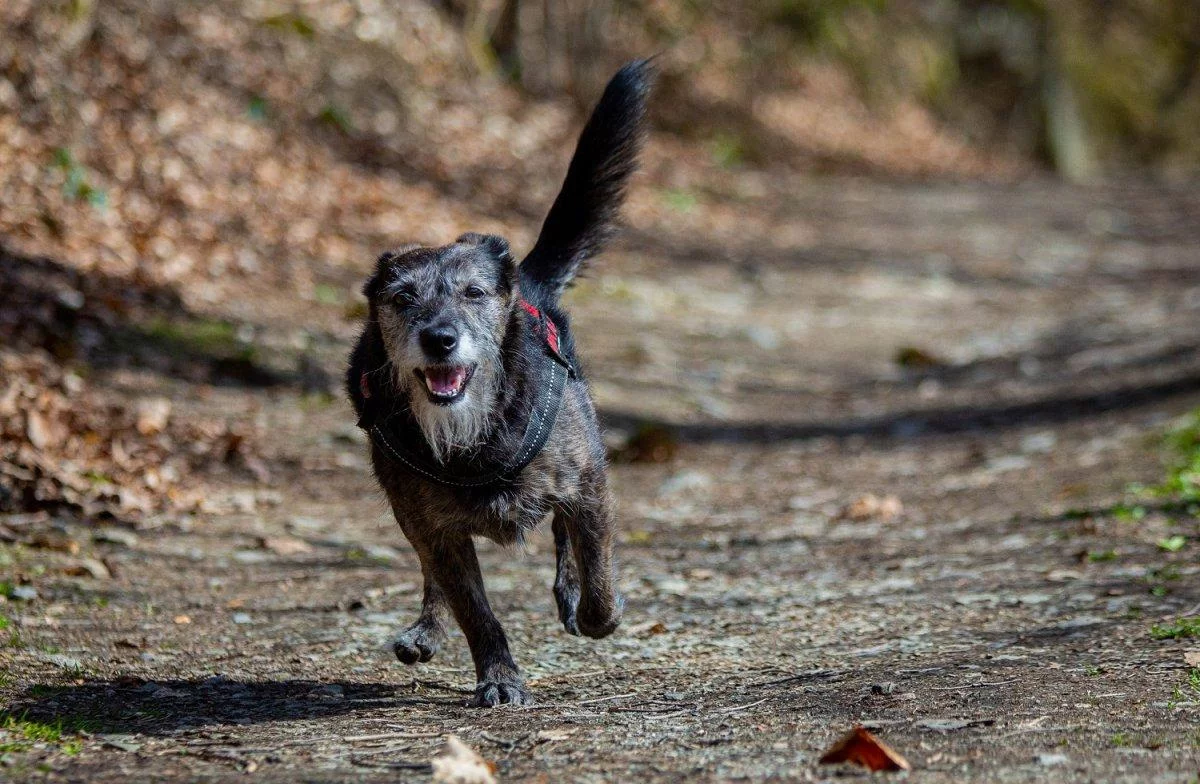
[{"xmin": 365, "ymin": 234, "xmax": 518, "ymax": 461}]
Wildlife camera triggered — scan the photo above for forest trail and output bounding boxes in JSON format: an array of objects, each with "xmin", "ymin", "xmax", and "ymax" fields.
[{"xmin": 3, "ymin": 178, "xmax": 1199, "ymax": 782}]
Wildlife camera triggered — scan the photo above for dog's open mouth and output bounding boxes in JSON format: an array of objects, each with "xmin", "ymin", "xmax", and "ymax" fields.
[{"xmin": 414, "ymin": 364, "xmax": 475, "ymax": 404}]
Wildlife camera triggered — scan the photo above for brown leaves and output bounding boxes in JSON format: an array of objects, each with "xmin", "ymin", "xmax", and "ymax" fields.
[
  {"xmin": 258, "ymin": 535, "xmax": 313, "ymax": 557},
  {"xmin": 612, "ymin": 425, "xmax": 678, "ymax": 464},
  {"xmin": 819, "ymin": 726, "xmax": 911, "ymax": 772},
  {"xmin": 0, "ymin": 349, "xmax": 261, "ymax": 521},
  {"xmin": 431, "ymin": 735, "xmax": 496, "ymax": 784},
  {"xmin": 135, "ymin": 398, "xmax": 171, "ymax": 435},
  {"xmin": 842, "ymin": 493, "xmax": 904, "ymax": 521}
]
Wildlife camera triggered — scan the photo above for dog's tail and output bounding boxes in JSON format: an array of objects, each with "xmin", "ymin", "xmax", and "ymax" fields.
[{"xmin": 520, "ymin": 59, "xmax": 653, "ymax": 301}]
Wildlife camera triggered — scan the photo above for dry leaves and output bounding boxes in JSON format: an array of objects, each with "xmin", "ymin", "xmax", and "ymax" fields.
[
  {"xmin": 843, "ymin": 493, "xmax": 904, "ymax": 521},
  {"xmin": 258, "ymin": 535, "xmax": 313, "ymax": 556},
  {"xmin": 0, "ymin": 348, "xmax": 261, "ymax": 521},
  {"xmin": 431, "ymin": 735, "xmax": 497, "ymax": 784},
  {"xmin": 818, "ymin": 726, "xmax": 911, "ymax": 772}
]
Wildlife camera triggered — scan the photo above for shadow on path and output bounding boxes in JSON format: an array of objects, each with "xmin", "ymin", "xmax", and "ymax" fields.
[
  {"xmin": 601, "ymin": 368, "xmax": 1200, "ymax": 445},
  {"xmin": 0, "ymin": 244, "xmax": 328, "ymax": 391},
  {"xmin": 5, "ymin": 678, "xmax": 459, "ymax": 736}
]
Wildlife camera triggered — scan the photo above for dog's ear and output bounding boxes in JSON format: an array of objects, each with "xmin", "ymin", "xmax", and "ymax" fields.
[
  {"xmin": 363, "ymin": 244, "xmax": 420, "ymax": 298},
  {"xmin": 457, "ymin": 233, "xmax": 517, "ymax": 295}
]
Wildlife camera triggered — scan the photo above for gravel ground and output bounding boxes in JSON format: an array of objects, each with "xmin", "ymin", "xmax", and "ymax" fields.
[{"xmin": 2, "ymin": 178, "xmax": 1199, "ymax": 782}]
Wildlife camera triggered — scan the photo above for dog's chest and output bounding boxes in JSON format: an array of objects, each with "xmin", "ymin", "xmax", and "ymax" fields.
[{"xmin": 478, "ymin": 462, "xmax": 567, "ymax": 539}]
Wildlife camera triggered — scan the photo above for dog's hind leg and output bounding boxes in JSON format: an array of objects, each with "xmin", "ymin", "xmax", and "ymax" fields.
[
  {"xmin": 552, "ymin": 515, "xmax": 581, "ymax": 635},
  {"xmin": 558, "ymin": 478, "xmax": 623, "ymax": 639},
  {"xmin": 392, "ymin": 564, "xmax": 447, "ymax": 664},
  {"xmin": 420, "ymin": 534, "xmax": 531, "ymax": 707}
]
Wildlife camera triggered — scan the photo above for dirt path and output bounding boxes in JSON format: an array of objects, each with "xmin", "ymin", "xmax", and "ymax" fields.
[{"xmin": 2, "ymin": 178, "xmax": 1199, "ymax": 782}]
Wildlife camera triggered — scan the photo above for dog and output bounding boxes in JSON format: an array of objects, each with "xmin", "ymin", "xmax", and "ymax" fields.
[{"xmin": 346, "ymin": 61, "xmax": 652, "ymax": 706}]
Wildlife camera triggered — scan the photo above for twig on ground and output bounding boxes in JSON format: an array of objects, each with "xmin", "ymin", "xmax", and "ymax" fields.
[
  {"xmin": 412, "ymin": 678, "xmax": 475, "ymax": 695},
  {"xmin": 715, "ymin": 697, "xmax": 770, "ymax": 714},
  {"xmin": 996, "ymin": 725, "xmax": 1081, "ymax": 739},
  {"xmin": 749, "ymin": 669, "xmax": 845, "ymax": 688},
  {"xmin": 929, "ymin": 679, "xmax": 1018, "ymax": 691},
  {"xmin": 479, "ymin": 731, "xmax": 528, "ymax": 750},
  {"xmin": 576, "ymin": 691, "xmax": 638, "ymax": 706},
  {"xmin": 343, "ymin": 731, "xmax": 443, "ymax": 743},
  {"xmin": 349, "ymin": 755, "xmax": 432, "ymax": 771}
]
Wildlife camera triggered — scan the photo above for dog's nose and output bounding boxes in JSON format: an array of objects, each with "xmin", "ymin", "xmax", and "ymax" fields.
[{"xmin": 419, "ymin": 325, "xmax": 458, "ymax": 358}]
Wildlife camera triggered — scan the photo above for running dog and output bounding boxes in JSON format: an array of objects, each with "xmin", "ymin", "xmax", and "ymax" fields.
[{"xmin": 346, "ymin": 60, "xmax": 652, "ymax": 706}]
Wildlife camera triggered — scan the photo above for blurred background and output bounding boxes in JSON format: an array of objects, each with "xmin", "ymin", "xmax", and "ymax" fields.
[
  {"xmin": 2, "ymin": 3, "xmax": 1200, "ymax": 776},
  {"xmin": 1, "ymin": 0, "xmax": 1199, "ymax": 519},
  {"xmin": 2, "ymin": 0, "xmax": 1199, "ymax": 519}
]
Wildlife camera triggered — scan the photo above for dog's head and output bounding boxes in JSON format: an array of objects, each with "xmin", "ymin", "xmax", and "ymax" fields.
[{"xmin": 363, "ymin": 233, "xmax": 519, "ymax": 461}]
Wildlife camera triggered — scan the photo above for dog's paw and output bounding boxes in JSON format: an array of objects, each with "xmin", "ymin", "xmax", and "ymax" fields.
[
  {"xmin": 392, "ymin": 621, "xmax": 444, "ymax": 665},
  {"xmin": 576, "ymin": 594, "xmax": 624, "ymax": 639},
  {"xmin": 471, "ymin": 676, "xmax": 532, "ymax": 707},
  {"xmin": 554, "ymin": 578, "xmax": 581, "ymax": 636}
]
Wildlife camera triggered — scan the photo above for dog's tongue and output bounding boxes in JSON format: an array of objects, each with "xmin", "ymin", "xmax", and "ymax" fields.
[{"xmin": 425, "ymin": 366, "xmax": 467, "ymax": 396}]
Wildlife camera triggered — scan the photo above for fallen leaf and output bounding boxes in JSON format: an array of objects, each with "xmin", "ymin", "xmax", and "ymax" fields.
[
  {"xmin": 62, "ymin": 557, "xmax": 111, "ymax": 579},
  {"xmin": 432, "ymin": 735, "xmax": 496, "ymax": 784},
  {"xmin": 535, "ymin": 728, "xmax": 577, "ymax": 743},
  {"xmin": 99, "ymin": 735, "xmax": 142, "ymax": 753},
  {"xmin": 916, "ymin": 718, "xmax": 994, "ymax": 732},
  {"xmin": 135, "ymin": 398, "xmax": 171, "ymax": 435},
  {"xmin": 614, "ymin": 425, "xmax": 677, "ymax": 464},
  {"xmin": 843, "ymin": 494, "xmax": 904, "ymax": 521},
  {"xmin": 30, "ymin": 532, "xmax": 80, "ymax": 554},
  {"xmin": 173, "ymin": 615, "xmax": 191, "ymax": 625},
  {"xmin": 819, "ymin": 726, "xmax": 911, "ymax": 772},
  {"xmin": 258, "ymin": 535, "xmax": 313, "ymax": 556},
  {"xmin": 25, "ymin": 410, "xmax": 53, "ymax": 449},
  {"xmin": 1184, "ymin": 651, "xmax": 1200, "ymax": 667},
  {"xmin": 894, "ymin": 346, "xmax": 944, "ymax": 368},
  {"xmin": 625, "ymin": 620, "xmax": 668, "ymax": 637}
]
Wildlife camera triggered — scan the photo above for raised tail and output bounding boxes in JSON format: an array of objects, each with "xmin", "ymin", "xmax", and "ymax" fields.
[{"xmin": 520, "ymin": 59, "xmax": 653, "ymax": 301}]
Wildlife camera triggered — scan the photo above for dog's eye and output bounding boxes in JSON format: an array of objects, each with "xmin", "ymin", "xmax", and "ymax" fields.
[
  {"xmin": 391, "ymin": 288, "xmax": 417, "ymax": 307},
  {"xmin": 463, "ymin": 285, "xmax": 487, "ymax": 300}
]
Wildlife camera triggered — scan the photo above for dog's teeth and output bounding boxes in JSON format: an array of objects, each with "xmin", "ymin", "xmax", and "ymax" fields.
[{"xmin": 424, "ymin": 367, "xmax": 466, "ymax": 397}]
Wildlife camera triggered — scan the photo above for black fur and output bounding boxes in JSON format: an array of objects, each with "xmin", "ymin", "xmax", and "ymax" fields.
[
  {"xmin": 344, "ymin": 61, "xmax": 651, "ymax": 707},
  {"xmin": 520, "ymin": 58, "xmax": 654, "ymax": 302}
]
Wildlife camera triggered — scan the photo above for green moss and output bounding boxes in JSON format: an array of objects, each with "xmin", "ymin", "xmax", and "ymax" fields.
[
  {"xmin": 1150, "ymin": 617, "xmax": 1200, "ymax": 640},
  {"xmin": 1158, "ymin": 535, "xmax": 1187, "ymax": 552},
  {"xmin": 141, "ymin": 317, "xmax": 248, "ymax": 360},
  {"xmin": 0, "ymin": 712, "xmax": 98, "ymax": 754},
  {"xmin": 262, "ymin": 12, "xmax": 315, "ymax": 38},
  {"xmin": 318, "ymin": 104, "xmax": 353, "ymax": 133},
  {"xmin": 1169, "ymin": 669, "xmax": 1200, "ymax": 709},
  {"xmin": 662, "ymin": 188, "xmax": 698, "ymax": 213},
  {"xmin": 1158, "ymin": 410, "xmax": 1200, "ymax": 505}
]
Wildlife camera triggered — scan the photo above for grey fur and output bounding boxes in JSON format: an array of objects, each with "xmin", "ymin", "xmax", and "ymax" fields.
[{"xmin": 346, "ymin": 62, "xmax": 649, "ymax": 707}]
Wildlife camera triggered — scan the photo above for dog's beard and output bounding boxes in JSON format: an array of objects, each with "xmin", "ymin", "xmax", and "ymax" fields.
[{"xmin": 401, "ymin": 362, "xmax": 500, "ymax": 463}]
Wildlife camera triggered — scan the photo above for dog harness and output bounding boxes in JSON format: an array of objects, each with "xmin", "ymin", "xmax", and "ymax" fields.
[{"xmin": 357, "ymin": 299, "xmax": 575, "ymax": 488}]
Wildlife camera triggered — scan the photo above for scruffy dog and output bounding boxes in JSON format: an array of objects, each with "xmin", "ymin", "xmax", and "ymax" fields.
[{"xmin": 346, "ymin": 61, "xmax": 652, "ymax": 706}]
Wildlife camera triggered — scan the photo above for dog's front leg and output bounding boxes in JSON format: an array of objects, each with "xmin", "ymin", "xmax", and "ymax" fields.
[
  {"xmin": 420, "ymin": 533, "xmax": 531, "ymax": 707},
  {"xmin": 559, "ymin": 481, "xmax": 623, "ymax": 639},
  {"xmin": 392, "ymin": 563, "xmax": 448, "ymax": 664},
  {"xmin": 552, "ymin": 515, "xmax": 581, "ymax": 635}
]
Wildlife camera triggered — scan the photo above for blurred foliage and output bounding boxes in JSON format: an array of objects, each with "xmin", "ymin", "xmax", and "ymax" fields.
[
  {"xmin": 461, "ymin": 0, "xmax": 1200, "ymax": 178},
  {"xmin": 1157, "ymin": 409, "xmax": 1200, "ymax": 505}
]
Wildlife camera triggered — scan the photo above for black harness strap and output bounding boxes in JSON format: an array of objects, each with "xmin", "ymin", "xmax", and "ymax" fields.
[{"xmin": 359, "ymin": 300, "xmax": 573, "ymax": 488}]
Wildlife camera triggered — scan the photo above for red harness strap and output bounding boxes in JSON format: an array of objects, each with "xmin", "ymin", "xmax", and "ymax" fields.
[{"xmin": 520, "ymin": 298, "xmax": 561, "ymax": 355}]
